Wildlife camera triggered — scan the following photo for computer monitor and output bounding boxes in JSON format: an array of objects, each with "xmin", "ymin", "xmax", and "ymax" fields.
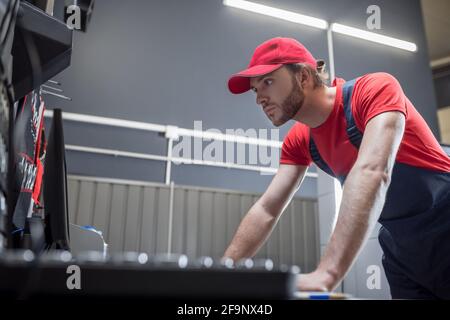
[{"xmin": 43, "ymin": 108, "xmax": 70, "ymax": 250}]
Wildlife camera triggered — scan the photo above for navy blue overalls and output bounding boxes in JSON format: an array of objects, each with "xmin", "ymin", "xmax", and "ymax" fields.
[{"xmin": 310, "ymin": 79, "xmax": 450, "ymax": 299}]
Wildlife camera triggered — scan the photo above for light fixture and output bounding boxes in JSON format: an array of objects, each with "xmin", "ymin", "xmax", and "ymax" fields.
[
  {"xmin": 223, "ymin": 0, "xmax": 328, "ymax": 30},
  {"xmin": 332, "ymin": 23, "xmax": 417, "ymax": 52}
]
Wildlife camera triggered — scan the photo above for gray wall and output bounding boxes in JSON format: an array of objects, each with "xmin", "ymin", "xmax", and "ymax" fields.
[
  {"xmin": 44, "ymin": 0, "xmax": 438, "ymax": 198},
  {"xmin": 67, "ymin": 175, "xmax": 320, "ymax": 272}
]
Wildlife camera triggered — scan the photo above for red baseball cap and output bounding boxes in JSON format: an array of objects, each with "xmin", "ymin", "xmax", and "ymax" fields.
[{"xmin": 228, "ymin": 37, "xmax": 317, "ymax": 94}]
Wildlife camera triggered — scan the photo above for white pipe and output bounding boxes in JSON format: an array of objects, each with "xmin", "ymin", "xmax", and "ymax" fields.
[
  {"xmin": 47, "ymin": 112, "xmax": 319, "ymax": 179},
  {"xmin": 65, "ymin": 144, "xmax": 318, "ymax": 178},
  {"xmin": 165, "ymin": 138, "xmax": 174, "ymax": 185},
  {"xmin": 65, "ymin": 144, "xmax": 168, "ymax": 162},
  {"xmin": 176, "ymin": 128, "xmax": 282, "ymax": 148},
  {"xmin": 44, "ymin": 110, "xmax": 167, "ymax": 134},
  {"xmin": 326, "ymin": 26, "xmax": 343, "ymax": 219},
  {"xmin": 44, "ymin": 110, "xmax": 282, "ymax": 148}
]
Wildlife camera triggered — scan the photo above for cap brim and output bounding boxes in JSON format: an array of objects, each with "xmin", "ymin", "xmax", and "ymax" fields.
[{"xmin": 228, "ymin": 64, "xmax": 283, "ymax": 94}]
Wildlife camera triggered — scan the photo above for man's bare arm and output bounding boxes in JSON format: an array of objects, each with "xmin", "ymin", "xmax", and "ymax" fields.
[
  {"xmin": 299, "ymin": 111, "xmax": 405, "ymax": 291},
  {"xmin": 223, "ymin": 164, "xmax": 308, "ymax": 261}
]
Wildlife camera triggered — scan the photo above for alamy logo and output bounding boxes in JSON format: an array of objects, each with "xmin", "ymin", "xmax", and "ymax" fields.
[
  {"xmin": 172, "ymin": 121, "xmax": 280, "ymax": 175},
  {"xmin": 66, "ymin": 5, "xmax": 81, "ymax": 30},
  {"xmin": 366, "ymin": 5, "xmax": 381, "ymax": 30},
  {"xmin": 366, "ymin": 265, "xmax": 381, "ymax": 290},
  {"xmin": 66, "ymin": 265, "xmax": 81, "ymax": 290}
]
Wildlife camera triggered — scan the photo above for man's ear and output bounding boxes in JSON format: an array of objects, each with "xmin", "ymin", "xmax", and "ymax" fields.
[{"xmin": 295, "ymin": 68, "xmax": 309, "ymax": 89}]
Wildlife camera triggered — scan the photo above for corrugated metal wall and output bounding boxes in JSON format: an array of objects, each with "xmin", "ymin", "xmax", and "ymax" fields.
[{"xmin": 67, "ymin": 175, "xmax": 320, "ymax": 272}]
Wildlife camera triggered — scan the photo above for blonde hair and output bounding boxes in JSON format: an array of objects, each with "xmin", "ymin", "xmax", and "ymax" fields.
[{"xmin": 285, "ymin": 60, "xmax": 329, "ymax": 88}]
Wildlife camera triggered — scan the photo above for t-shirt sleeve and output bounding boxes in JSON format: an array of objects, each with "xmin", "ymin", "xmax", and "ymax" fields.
[
  {"xmin": 354, "ymin": 72, "xmax": 408, "ymax": 129},
  {"xmin": 280, "ymin": 123, "xmax": 312, "ymax": 166}
]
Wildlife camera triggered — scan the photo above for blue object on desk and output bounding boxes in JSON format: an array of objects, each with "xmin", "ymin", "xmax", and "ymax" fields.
[{"xmin": 294, "ymin": 291, "xmax": 351, "ymax": 300}]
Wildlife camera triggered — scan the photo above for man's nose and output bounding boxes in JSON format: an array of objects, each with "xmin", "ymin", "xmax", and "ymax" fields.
[{"xmin": 256, "ymin": 94, "xmax": 268, "ymax": 106}]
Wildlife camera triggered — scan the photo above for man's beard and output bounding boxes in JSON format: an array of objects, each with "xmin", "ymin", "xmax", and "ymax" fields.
[{"xmin": 273, "ymin": 79, "xmax": 304, "ymax": 127}]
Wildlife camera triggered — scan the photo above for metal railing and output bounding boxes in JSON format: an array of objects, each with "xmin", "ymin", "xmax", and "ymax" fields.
[{"xmin": 44, "ymin": 110, "xmax": 318, "ymax": 184}]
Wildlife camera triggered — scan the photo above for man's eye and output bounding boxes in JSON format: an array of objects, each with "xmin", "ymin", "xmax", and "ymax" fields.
[
  {"xmin": 251, "ymin": 87, "xmax": 257, "ymax": 93},
  {"xmin": 264, "ymin": 79, "xmax": 273, "ymax": 86}
]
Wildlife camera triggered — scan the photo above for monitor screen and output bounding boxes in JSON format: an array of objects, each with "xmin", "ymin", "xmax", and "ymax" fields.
[{"xmin": 43, "ymin": 108, "xmax": 70, "ymax": 250}]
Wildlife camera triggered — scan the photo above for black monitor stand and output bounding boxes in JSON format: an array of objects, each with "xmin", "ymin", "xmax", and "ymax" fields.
[{"xmin": 43, "ymin": 109, "xmax": 70, "ymax": 251}]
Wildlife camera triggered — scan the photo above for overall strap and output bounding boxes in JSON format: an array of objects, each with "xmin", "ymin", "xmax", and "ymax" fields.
[
  {"xmin": 342, "ymin": 79, "xmax": 363, "ymax": 148},
  {"xmin": 309, "ymin": 136, "xmax": 346, "ymax": 184},
  {"xmin": 309, "ymin": 137, "xmax": 335, "ymax": 177},
  {"xmin": 308, "ymin": 78, "xmax": 361, "ymax": 185}
]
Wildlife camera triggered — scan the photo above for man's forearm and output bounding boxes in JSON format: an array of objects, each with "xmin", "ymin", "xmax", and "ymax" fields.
[
  {"xmin": 317, "ymin": 164, "xmax": 391, "ymax": 289},
  {"xmin": 223, "ymin": 202, "xmax": 278, "ymax": 261}
]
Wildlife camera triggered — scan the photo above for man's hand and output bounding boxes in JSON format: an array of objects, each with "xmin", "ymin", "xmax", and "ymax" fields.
[{"xmin": 296, "ymin": 269, "xmax": 335, "ymax": 292}]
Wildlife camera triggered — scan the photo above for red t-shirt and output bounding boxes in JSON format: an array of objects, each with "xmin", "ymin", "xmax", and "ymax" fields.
[{"xmin": 280, "ymin": 72, "xmax": 450, "ymax": 175}]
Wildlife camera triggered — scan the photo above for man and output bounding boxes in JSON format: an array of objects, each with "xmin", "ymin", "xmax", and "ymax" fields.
[{"xmin": 223, "ymin": 37, "xmax": 450, "ymax": 299}]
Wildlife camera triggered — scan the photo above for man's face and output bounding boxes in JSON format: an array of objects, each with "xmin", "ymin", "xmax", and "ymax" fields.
[{"xmin": 250, "ymin": 66, "xmax": 305, "ymax": 127}]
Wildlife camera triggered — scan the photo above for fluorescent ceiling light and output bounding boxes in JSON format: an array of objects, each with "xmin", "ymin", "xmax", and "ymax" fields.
[
  {"xmin": 332, "ymin": 23, "xmax": 417, "ymax": 52},
  {"xmin": 223, "ymin": 0, "xmax": 328, "ymax": 30},
  {"xmin": 223, "ymin": 1, "xmax": 417, "ymax": 52}
]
